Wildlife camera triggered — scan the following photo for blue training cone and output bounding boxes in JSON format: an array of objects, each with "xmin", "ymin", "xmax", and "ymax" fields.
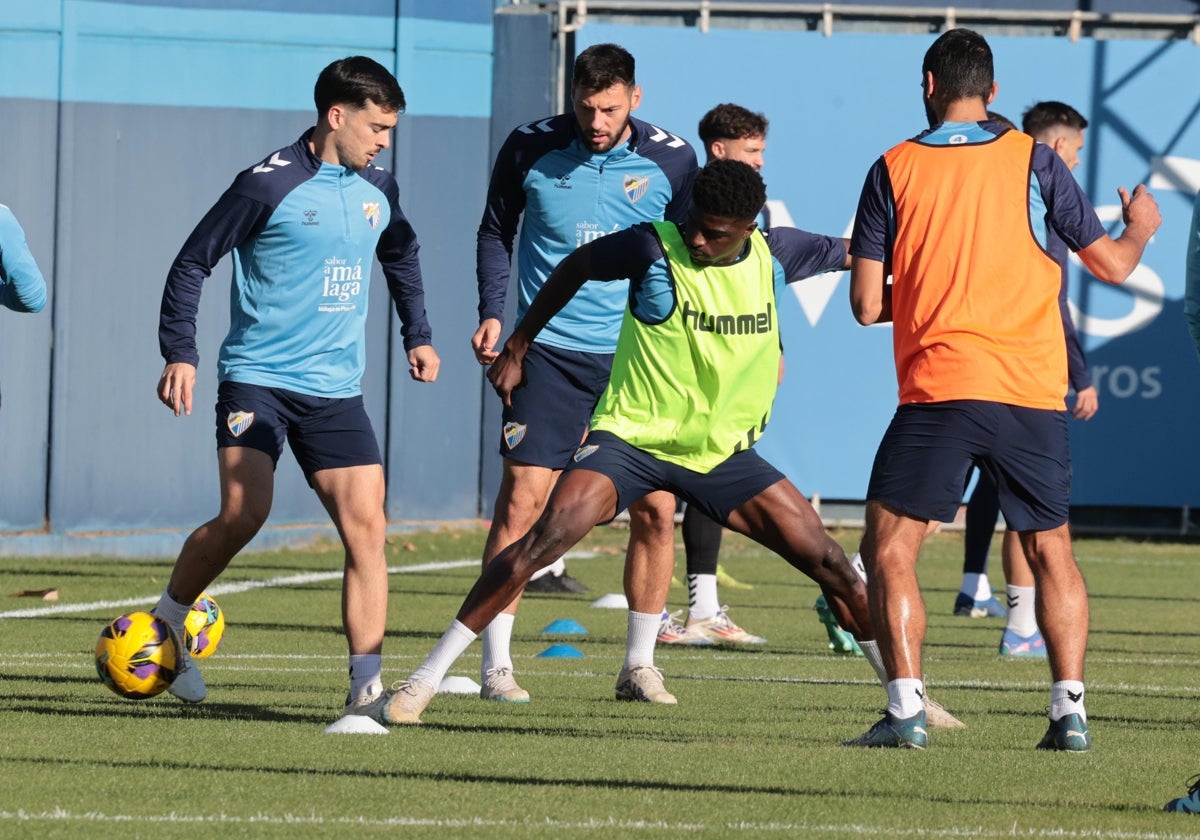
[
  {"xmin": 542, "ymin": 618, "xmax": 588, "ymax": 635},
  {"xmin": 537, "ymin": 643, "xmax": 585, "ymax": 658}
]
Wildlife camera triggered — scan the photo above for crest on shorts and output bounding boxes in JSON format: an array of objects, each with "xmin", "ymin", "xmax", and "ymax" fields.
[
  {"xmin": 226, "ymin": 411, "xmax": 254, "ymax": 438},
  {"xmin": 503, "ymin": 422, "xmax": 526, "ymax": 450},
  {"xmin": 623, "ymin": 175, "xmax": 649, "ymax": 203},
  {"xmin": 362, "ymin": 201, "xmax": 381, "ymax": 230},
  {"xmin": 573, "ymin": 444, "xmax": 599, "ymax": 462}
]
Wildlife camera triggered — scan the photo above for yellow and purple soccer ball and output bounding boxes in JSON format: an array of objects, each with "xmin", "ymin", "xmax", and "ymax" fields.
[
  {"xmin": 183, "ymin": 592, "xmax": 225, "ymax": 659},
  {"xmin": 95, "ymin": 611, "xmax": 178, "ymax": 699}
]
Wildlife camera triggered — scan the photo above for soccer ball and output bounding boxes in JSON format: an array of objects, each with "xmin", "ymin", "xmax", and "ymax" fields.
[
  {"xmin": 95, "ymin": 611, "xmax": 178, "ymax": 699},
  {"xmin": 183, "ymin": 592, "xmax": 225, "ymax": 658}
]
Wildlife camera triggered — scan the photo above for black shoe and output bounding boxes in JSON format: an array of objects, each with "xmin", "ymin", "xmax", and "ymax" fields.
[{"xmin": 525, "ymin": 572, "xmax": 589, "ymax": 594}]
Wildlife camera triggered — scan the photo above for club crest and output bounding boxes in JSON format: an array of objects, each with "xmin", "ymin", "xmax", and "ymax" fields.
[
  {"xmin": 503, "ymin": 422, "xmax": 526, "ymax": 450},
  {"xmin": 362, "ymin": 201, "xmax": 381, "ymax": 230},
  {"xmin": 573, "ymin": 444, "xmax": 599, "ymax": 462},
  {"xmin": 623, "ymin": 175, "xmax": 649, "ymax": 203},
  {"xmin": 226, "ymin": 411, "xmax": 255, "ymax": 438}
]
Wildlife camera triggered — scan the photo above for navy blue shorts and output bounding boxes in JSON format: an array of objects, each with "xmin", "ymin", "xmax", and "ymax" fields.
[
  {"xmin": 867, "ymin": 400, "xmax": 1070, "ymax": 532},
  {"xmin": 499, "ymin": 342, "xmax": 613, "ymax": 469},
  {"xmin": 215, "ymin": 381, "xmax": 382, "ymax": 481},
  {"xmin": 565, "ymin": 430, "xmax": 786, "ymax": 524}
]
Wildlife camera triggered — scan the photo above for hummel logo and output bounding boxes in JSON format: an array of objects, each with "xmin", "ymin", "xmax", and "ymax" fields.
[
  {"xmin": 1007, "ymin": 593, "xmax": 1019, "ymax": 609},
  {"xmin": 518, "ymin": 118, "xmax": 554, "ymax": 135},
  {"xmin": 1067, "ymin": 689, "xmax": 1083, "ymax": 703},
  {"xmin": 647, "ymin": 125, "xmax": 687, "ymax": 148},
  {"xmin": 252, "ymin": 152, "xmax": 290, "ymax": 174},
  {"xmin": 915, "ymin": 688, "xmax": 925, "ymax": 700}
]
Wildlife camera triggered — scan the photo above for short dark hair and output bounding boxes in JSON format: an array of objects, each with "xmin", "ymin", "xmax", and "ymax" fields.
[
  {"xmin": 698, "ymin": 104, "xmax": 769, "ymax": 148},
  {"xmin": 571, "ymin": 43, "xmax": 636, "ymax": 94},
  {"xmin": 314, "ymin": 56, "xmax": 405, "ymax": 115},
  {"xmin": 922, "ymin": 28, "xmax": 993, "ymax": 103},
  {"xmin": 692, "ymin": 160, "xmax": 766, "ymax": 221},
  {"xmin": 1022, "ymin": 101, "xmax": 1089, "ymax": 138},
  {"xmin": 986, "ymin": 111, "xmax": 1017, "ymax": 131}
]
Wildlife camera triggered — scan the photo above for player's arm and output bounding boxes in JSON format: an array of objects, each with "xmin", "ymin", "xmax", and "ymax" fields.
[
  {"xmin": 489, "ymin": 225, "xmax": 657, "ymax": 405},
  {"xmin": 1075, "ymin": 184, "xmax": 1160, "ymax": 284},
  {"xmin": 157, "ymin": 189, "xmax": 267, "ymax": 416},
  {"xmin": 0, "ymin": 207, "xmax": 47, "ymax": 314},
  {"xmin": 847, "ymin": 159, "xmax": 894, "ymax": 324},
  {"xmin": 487, "ymin": 245, "xmax": 595, "ymax": 406},
  {"xmin": 850, "ymin": 257, "xmax": 892, "ymax": 325},
  {"xmin": 377, "ymin": 183, "xmax": 438, "ymax": 382},
  {"xmin": 473, "ymin": 131, "xmax": 528, "ymax": 364},
  {"xmin": 1038, "ymin": 148, "xmax": 1160, "ymax": 286}
]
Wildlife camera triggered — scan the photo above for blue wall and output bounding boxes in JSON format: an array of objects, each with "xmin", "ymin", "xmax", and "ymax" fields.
[
  {"xmin": 3, "ymin": 1, "xmax": 1197, "ymax": 556},
  {"xmin": 0, "ymin": 0, "xmax": 496, "ymax": 549}
]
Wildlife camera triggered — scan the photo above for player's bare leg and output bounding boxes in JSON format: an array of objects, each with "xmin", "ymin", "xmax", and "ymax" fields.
[
  {"xmin": 312, "ymin": 463, "xmax": 389, "ymax": 658},
  {"xmin": 313, "ymin": 462, "xmax": 390, "ymax": 716},
  {"xmin": 154, "ymin": 446, "xmax": 275, "ymax": 703},
  {"xmin": 725, "ymin": 479, "xmax": 869, "ymax": 638},
  {"xmin": 477, "ymin": 460, "xmax": 558, "ymax": 700}
]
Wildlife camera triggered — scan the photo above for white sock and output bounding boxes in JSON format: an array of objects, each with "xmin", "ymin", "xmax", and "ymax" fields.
[
  {"xmin": 1050, "ymin": 680, "xmax": 1086, "ymax": 722},
  {"xmin": 887, "ymin": 678, "xmax": 925, "ymax": 719},
  {"xmin": 850, "ymin": 552, "xmax": 868, "ymax": 582},
  {"xmin": 152, "ymin": 588, "xmax": 190, "ymax": 634},
  {"xmin": 1005, "ymin": 585, "xmax": 1039, "ymax": 636},
  {"xmin": 624, "ymin": 610, "xmax": 660, "ymax": 669},
  {"xmin": 687, "ymin": 573, "xmax": 719, "ymax": 622},
  {"xmin": 348, "ymin": 654, "xmax": 383, "ymax": 701},
  {"xmin": 960, "ymin": 573, "xmax": 992, "ymax": 602},
  {"xmin": 409, "ymin": 620, "xmax": 477, "ymax": 688},
  {"xmin": 481, "ymin": 613, "xmax": 515, "ymax": 679},
  {"xmin": 529, "ymin": 555, "xmax": 566, "ymax": 582},
  {"xmin": 859, "ymin": 639, "xmax": 888, "ymax": 687}
]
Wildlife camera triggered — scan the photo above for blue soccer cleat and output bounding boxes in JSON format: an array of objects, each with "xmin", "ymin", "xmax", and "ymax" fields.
[
  {"xmin": 953, "ymin": 592, "xmax": 1007, "ymax": 618},
  {"xmin": 1036, "ymin": 712, "xmax": 1090, "ymax": 751},
  {"xmin": 1000, "ymin": 628, "xmax": 1047, "ymax": 658},
  {"xmin": 1164, "ymin": 775, "xmax": 1200, "ymax": 814},
  {"xmin": 843, "ymin": 710, "xmax": 928, "ymax": 749}
]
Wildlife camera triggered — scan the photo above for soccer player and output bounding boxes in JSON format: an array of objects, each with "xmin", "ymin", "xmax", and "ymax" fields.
[
  {"xmin": 660, "ymin": 103, "xmax": 777, "ymax": 649},
  {"xmin": 153, "ymin": 56, "xmax": 440, "ymax": 721},
  {"xmin": 468, "ymin": 44, "xmax": 697, "ymax": 704},
  {"xmin": 956, "ymin": 105, "xmax": 1100, "ymax": 643},
  {"xmin": 0, "ymin": 203, "xmax": 48, "ymax": 410},
  {"xmin": 844, "ymin": 28, "xmax": 1160, "ymax": 750},
  {"xmin": 1167, "ymin": 174, "xmax": 1200, "ymax": 815},
  {"xmin": 380, "ymin": 161, "xmax": 879, "ymax": 723}
]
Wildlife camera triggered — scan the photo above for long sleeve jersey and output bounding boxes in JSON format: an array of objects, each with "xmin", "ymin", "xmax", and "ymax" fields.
[
  {"xmin": 476, "ymin": 114, "xmax": 697, "ymax": 354},
  {"xmin": 0, "ymin": 204, "xmax": 47, "ymax": 314},
  {"xmin": 159, "ymin": 129, "xmax": 432, "ymax": 398}
]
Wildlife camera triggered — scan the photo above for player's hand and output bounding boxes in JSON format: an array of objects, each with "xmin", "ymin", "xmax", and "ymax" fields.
[
  {"xmin": 1118, "ymin": 184, "xmax": 1161, "ymax": 234},
  {"xmin": 471, "ymin": 318, "xmax": 503, "ymax": 365},
  {"xmin": 486, "ymin": 346, "xmax": 525, "ymax": 407},
  {"xmin": 157, "ymin": 362, "xmax": 196, "ymax": 417},
  {"xmin": 408, "ymin": 344, "xmax": 440, "ymax": 382},
  {"xmin": 1071, "ymin": 385, "xmax": 1099, "ymax": 420}
]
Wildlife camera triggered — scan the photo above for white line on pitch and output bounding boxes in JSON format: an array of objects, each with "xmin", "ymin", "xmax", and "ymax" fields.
[{"xmin": 0, "ymin": 550, "xmax": 599, "ymax": 621}]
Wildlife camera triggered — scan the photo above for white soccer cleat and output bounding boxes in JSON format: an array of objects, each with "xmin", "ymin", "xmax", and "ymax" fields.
[
  {"xmin": 383, "ymin": 679, "xmax": 437, "ymax": 724},
  {"xmin": 165, "ymin": 626, "xmax": 206, "ymax": 703},
  {"xmin": 615, "ymin": 664, "xmax": 677, "ymax": 704},
  {"xmin": 684, "ymin": 607, "xmax": 766, "ymax": 646},
  {"xmin": 480, "ymin": 667, "xmax": 531, "ymax": 702},
  {"xmin": 657, "ymin": 610, "xmax": 714, "ymax": 646},
  {"xmin": 923, "ymin": 696, "xmax": 966, "ymax": 729}
]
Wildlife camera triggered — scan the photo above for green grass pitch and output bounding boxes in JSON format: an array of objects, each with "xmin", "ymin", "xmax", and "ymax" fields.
[{"xmin": 1, "ymin": 524, "xmax": 1198, "ymax": 838}]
